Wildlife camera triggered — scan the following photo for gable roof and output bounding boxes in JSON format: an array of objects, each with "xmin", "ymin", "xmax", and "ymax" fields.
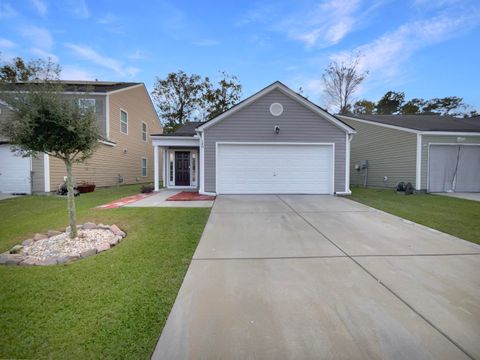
[
  {"xmin": 2, "ymin": 81, "xmax": 143, "ymax": 94},
  {"xmin": 340, "ymin": 114, "xmax": 480, "ymax": 133},
  {"xmin": 196, "ymin": 81, "xmax": 355, "ymax": 134}
]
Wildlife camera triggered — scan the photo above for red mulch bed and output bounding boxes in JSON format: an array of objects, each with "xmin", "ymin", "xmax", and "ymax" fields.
[
  {"xmin": 166, "ymin": 191, "xmax": 216, "ymax": 201},
  {"xmin": 96, "ymin": 193, "xmax": 154, "ymax": 209}
]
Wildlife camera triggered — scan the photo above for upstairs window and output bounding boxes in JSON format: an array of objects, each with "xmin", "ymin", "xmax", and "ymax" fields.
[
  {"xmin": 78, "ymin": 98, "xmax": 96, "ymax": 113},
  {"xmin": 120, "ymin": 110, "xmax": 128, "ymax": 134},
  {"xmin": 142, "ymin": 122, "xmax": 147, "ymax": 141}
]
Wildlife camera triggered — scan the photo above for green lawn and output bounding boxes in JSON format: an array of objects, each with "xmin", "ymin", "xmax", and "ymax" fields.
[
  {"xmin": 350, "ymin": 187, "xmax": 480, "ymax": 244},
  {"xmin": 0, "ymin": 185, "xmax": 210, "ymax": 359}
]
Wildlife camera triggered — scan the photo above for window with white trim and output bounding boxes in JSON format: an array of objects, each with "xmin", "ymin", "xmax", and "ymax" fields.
[
  {"xmin": 141, "ymin": 158, "xmax": 147, "ymax": 177},
  {"xmin": 78, "ymin": 98, "xmax": 96, "ymax": 112},
  {"xmin": 142, "ymin": 122, "xmax": 147, "ymax": 141},
  {"xmin": 120, "ymin": 110, "xmax": 128, "ymax": 134}
]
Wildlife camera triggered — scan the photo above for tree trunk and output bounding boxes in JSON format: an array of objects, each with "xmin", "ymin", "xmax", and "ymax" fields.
[{"xmin": 64, "ymin": 158, "xmax": 77, "ymax": 239}]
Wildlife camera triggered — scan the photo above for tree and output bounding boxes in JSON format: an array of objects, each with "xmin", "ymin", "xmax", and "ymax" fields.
[
  {"xmin": 152, "ymin": 70, "xmax": 243, "ymax": 132},
  {"xmin": 0, "ymin": 55, "xmax": 60, "ymax": 82},
  {"xmin": 0, "ymin": 81, "xmax": 99, "ymax": 239},
  {"xmin": 353, "ymin": 99, "xmax": 375, "ymax": 114},
  {"xmin": 203, "ymin": 71, "xmax": 242, "ymax": 120},
  {"xmin": 322, "ymin": 54, "xmax": 368, "ymax": 114},
  {"xmin": 400, "ymin": 98, "xmax": 425, "ymax": 115},
  {"xmin": 375, "ymin": 91, "xmax": 405, "ymax": 114},
  {"xmin": 423, "ymin": 96, "xmax": 464, "ymax": 116},
  {"xmin": 151, "ymin": 71, "xmax": 206, "ymax": 134}
]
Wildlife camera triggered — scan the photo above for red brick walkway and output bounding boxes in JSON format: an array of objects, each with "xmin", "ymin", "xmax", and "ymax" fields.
[
  {"xmin": 166, "ymin": 191, "xmax": 216, "ymax": 201},
  {"xmin": 97, "ymin": 193, "xmax": 155, "ymax": 209}
]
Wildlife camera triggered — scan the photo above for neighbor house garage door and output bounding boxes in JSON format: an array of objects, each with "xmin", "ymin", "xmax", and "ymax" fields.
[
  {"xmin": 0, "ymin": 144, "xmax": 31, "ymax": 194},
  {"xmin": 428, "ymin": 144, "xmax": 480, "ymax": 192},
  {"xmin": 216, "ymin": 143, "xmax": 333, "ymax": 194}
]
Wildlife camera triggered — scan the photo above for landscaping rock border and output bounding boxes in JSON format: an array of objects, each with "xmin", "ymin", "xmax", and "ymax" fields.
[{"xmin": 0, "ymin": 223, "xmax": 126, "ymax": 266}]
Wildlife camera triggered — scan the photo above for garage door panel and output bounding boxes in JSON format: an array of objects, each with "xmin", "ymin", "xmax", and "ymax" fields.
[
  {"xmin": 217, "ymin": 144, "xmax": 333, "ymax": 194},
  {"xmin": 0, "ymin": 145, "xmax": 31, "ymax": 194},
  {"xmin": 429, "ymin": 145, "xmax": 480, "ymax": 193}
]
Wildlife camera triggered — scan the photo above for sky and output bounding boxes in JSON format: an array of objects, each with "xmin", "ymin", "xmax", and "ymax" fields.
[{"xmin": 1, "ymin": 0, "xmax": 479, "ymax": 112}]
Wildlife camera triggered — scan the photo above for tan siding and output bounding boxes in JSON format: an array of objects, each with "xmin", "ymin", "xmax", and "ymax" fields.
[
  {"xmin": 421, "ymin": 135, "xmax": 480, "ymax": 190},
  {"xmin": 342, "ymin": 119, "xmax": 417, "ymax": 188},
  {"xmin": 49, "ymin": 85, "xmax": 163, "ymax": 190},
  {"xmin": 31, "ymin": 155, "xmax": 45, "ymax": 192}
]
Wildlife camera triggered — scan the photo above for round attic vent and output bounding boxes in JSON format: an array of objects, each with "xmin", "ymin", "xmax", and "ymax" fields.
[{"xmin": 270, "ymin": 102, "xmax": 283, "ymax": 116}]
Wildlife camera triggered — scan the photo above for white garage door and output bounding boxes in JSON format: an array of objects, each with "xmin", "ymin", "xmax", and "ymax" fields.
[
  {"xmin": 428, "ymin": 144, "xmax": 480, "ymax": 192},
  {"xmin": 0, "ymin": 144, "xmax": 31, "ymax": 194},
  {"xmin": 217, "ymin": 143, "xmax": 334, "ymax": 194}
]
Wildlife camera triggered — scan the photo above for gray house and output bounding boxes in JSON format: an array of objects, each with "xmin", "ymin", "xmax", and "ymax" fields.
[
  {"xmin": 151, "ymin": 81, "xmax": 355, "ymax": 195},
  {"xmin": 338, "ymin": 114, "xmax": 480, "ymax": 193}
]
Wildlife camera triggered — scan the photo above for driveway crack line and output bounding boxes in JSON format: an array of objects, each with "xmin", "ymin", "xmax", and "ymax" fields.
[{"xmin": 275, "ymin": 195, "xmax": 476, "ymax": 360}]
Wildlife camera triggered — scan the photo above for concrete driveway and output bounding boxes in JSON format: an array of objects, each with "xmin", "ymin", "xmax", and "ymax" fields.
[{"xmin": 152, "ymin": 195, "xmax": 480, "ymax": 360}]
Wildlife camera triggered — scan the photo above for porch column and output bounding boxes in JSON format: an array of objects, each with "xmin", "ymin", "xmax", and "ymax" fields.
[{"xmin": 154, "ymin": 145, "xmax": 159, "ymax": 192}]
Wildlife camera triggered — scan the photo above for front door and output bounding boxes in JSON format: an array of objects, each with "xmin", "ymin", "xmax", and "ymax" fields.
[{"xmin": 175, "ymin": 151, "xmax": 190, "ymax": 186}]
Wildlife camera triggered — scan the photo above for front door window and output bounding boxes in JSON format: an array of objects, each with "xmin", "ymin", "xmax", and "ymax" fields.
[{"xmin": 175, "ymin": 151, "xmax": 190, "ymax": 186}]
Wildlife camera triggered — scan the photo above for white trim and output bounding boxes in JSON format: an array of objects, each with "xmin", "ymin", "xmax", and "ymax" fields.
[
  {"xmin": 416, "ymin": 134, "xmax": 422, "ymax": 190},
  {"xmin": 120, "ymin": 108, "xmax": 128, "ymax": 135},
  {"xmin": 98, "ymin": 139, "xmax": 116, "ymax": 147},
  {"xmin": 105, "ymin": 94, "xmax": 110, "ymax": 139},
  {"xmin": 345, "ymin": 133, "xmax": 352, "ymax": 194},
  {"xmin": 419, "ymin": 131, "xmax": 480, "ymax": 136},
  {"xmin": 166, "ymin": 149, "xmax": 199, "ymax": 189},
  {"xmin": 426, "ymin": 143, "xmax": 480, "ymax": 192},
  {"xmin": 336, "ymin": 191, "xmax": 352, "ymax": 195},
  {"xmin": 151, "ymin": 136, "xmax": 200, "ymax": 147},
  {"xmin": 43, "ymin": 153, "xmax": 50, "ymax": 192},
  {"xmin": 151, "ymin": 135, "xmax": 200, "ymax": 140},
  {"xmin": 196, "ymin": 82, "xmax": 355, "ymax": 134},
  {"xmin": 199, "ymin": 132, "xmax": 205, "ymax": 194},
  {"xmin": 154, "ymin": 146, "xmax": 160, "ymax": 191},
  {"xmin": 141, "ymin": 157, "xmax": 148, "ymax": 177},
  {"xmin": 141, "ymin": 121, "xmax": 148, "ymax": 142},
  {"xmin": 338, "ymin": 115, "xmax": 480, "ymax": 136},
  {"xmin": 215, "ymin": 141, "xmax": 335, "ymax": 195},
  {"xmin": 338, "ymin": 115, "xmax": 420, "ymax": 134}
]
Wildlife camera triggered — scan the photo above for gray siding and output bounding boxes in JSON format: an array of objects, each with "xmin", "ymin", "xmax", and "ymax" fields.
[
  {"xmin": 342, "ymin": 118, "xmax": 417, "ymax": 188},
  {"xmin": 31, "ymin": 154, "xmax": 45, "ymax": 192},
  {"xmin": 420, "ymin": 135, "xmax": 480, "ymax": 190},
  {"xmin": 68, "ymin": 94, "xmax": 107, "ymax": 138},
  {"xmin": 203, "ymin": 89, "xmax": 347, "ymax": 193}
]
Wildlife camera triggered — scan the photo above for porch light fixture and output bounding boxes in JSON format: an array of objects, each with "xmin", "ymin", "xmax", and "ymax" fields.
[{"xmin": 274, "ymin": 125, "xmax": 280, "ymax": 134}]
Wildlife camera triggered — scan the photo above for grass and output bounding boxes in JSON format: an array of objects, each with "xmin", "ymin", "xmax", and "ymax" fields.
[
  {"xmin": 0, "ymin": 185, "xmax": 211, "ymax": 359},
  {"xmin": 350, "ymin": 187, "xmax": 480, "ymax": 244}
]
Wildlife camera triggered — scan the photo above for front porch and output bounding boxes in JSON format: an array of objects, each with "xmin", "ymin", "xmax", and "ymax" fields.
[{"xmin": 151, "ymin": 135, "xmax": 201, "ymax": 192}]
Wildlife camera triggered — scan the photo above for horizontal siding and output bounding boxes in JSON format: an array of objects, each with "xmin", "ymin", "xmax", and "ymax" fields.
[
  {"xmin": 49, "ymin": 85, "xmax": 163, "ymax": 190},
  {"xmin": 203, "ymin": 89, "xmax": 347, "ymax": 193},
  {"xmin": 342, "ymin": 119, "xmax": 417, "ymax": 188},
  {"xmin": 31, "ymin": 155, "xmax": 45, "ymax": 192},
  {"xmin": 421, "ymin": 135, "xmax": 480, "ymax": 190}
]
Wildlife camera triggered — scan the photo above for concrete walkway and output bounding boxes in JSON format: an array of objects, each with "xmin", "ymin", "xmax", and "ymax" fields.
[
  {"xmin": 153, "ymin": 195, "xmax": 480, "ymax": 360},
  {"xmin": 437, "ymin": 192, "xmax": 480, "ymax": 202},
  {"xmin": 125, "ymin": 189, "xmax": 214, "ymax": 208},
  {"xmin": 0, "ymin": 193, "xmax": 19, "ymax": 201}
]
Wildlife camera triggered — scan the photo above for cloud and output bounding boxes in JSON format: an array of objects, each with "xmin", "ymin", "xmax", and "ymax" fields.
[
  {"xmin": 0, "ymin": 2, "xmax": 17, "ymax": 18},
  {"xmin": 192, "ymin": 39, "xmax": 219, "ymax": 46},
  {"xmin": 31, "ymin": 0, "xmax": 47, "ymax": 16},
  {"xmin": 30, "ymin": 47, "xmax": 58, "ymax": 62},
  {"xmin": 127, "ymin": 50, "xmax": 144, "ymax": 60},
  {"xmin": 97, "ymin": 13, "xmax": 119, "ymax": 25},
  {"xmin": 0, "ymin": 38, "xmax": 17, "ymax": 49},
  {"xmin": 67, "ymin": 0, "xmax": 90, "ymax": 19},
  {"xmin": 65, "ymin": 43, "xmax": 139, "ymax": 78},
  {"xmin": 285, "ymin": 0, "xmax": 361, "ymax": 48},
  {"xmin": 332, "ymin": 10, "xmax": 480, "ymax": 80},
  {"xmin": 61, "ymin": 65, "xmax": 96, "ymax": 80},
  {"xmin": 21, "ymin": 26, "xmax": 54, "ymax": 50}
]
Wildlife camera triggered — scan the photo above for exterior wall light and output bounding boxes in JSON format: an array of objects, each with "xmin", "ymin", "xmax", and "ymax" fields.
[{"xmin": 274, "ymin": 125, "xmax": 280, "ymax": 134}]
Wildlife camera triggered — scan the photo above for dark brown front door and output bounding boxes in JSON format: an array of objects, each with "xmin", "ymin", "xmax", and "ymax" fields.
[{"xmin": 175, "ymin": 151, "xmax": 190, "ymax": 186}]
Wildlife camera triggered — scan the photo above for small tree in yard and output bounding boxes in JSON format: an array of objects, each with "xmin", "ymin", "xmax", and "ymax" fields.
[{"xmin": 0, "ymin": 82, "xmax": 99, "ymax": 238}]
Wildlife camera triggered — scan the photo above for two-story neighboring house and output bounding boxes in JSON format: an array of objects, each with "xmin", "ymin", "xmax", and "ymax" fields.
[{"xmin": 0, "ymin": 81, "xmax": 163, "ymax": 194}]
